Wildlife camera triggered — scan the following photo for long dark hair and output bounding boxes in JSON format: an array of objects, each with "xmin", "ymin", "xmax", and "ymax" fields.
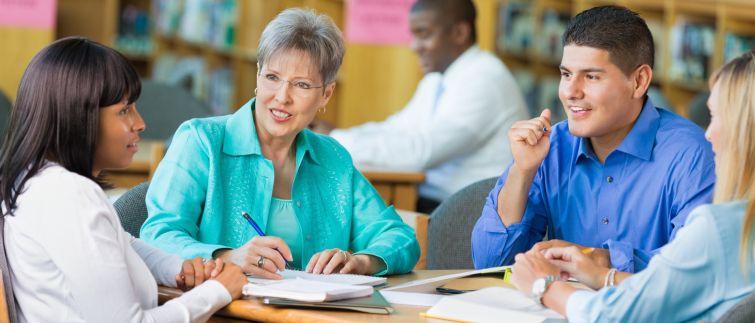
[{"xmin": 0, "ymin": 37, "xmax": 141, "ymax": 216}]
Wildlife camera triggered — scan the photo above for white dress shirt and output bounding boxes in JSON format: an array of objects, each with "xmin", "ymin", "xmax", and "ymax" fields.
[
  {"xmin": 4, "ymin": 163, "xmax": 231, "ymax": 322},
  {"xmin": 331, "ymin": 46, "xmax": 528, "ymax": 200}
]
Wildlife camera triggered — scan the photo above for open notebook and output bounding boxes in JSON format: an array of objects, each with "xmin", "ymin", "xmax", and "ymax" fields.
[
  {"xmin": 247, "ymin": 269, "xmax": 386, "ymax": 286},
  {"xmin": 243, "ymin": 278, "xmax": 374, "ymax": 302},
  {"xmin": 424, "ymin": 287, "xmax": 566, "ymax": 322}
]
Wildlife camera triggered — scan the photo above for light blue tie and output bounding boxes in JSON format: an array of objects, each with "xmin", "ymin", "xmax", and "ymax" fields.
[{"xmin": 431, "ymin": 80, "xmax": 445, "ymax": 115}]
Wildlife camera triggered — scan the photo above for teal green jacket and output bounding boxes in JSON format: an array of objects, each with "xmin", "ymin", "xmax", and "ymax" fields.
[{"xmin": 140, "ymin": 99, "xmax": 420, "ymax": 275}]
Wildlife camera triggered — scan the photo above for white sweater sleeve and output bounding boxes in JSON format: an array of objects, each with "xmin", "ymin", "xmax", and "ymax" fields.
[
  {"xmin": 146, "ymin": 280, "xmax": 232, "ymax": 323},
  {"xmin": 39, "ymin": 181, "xmax": 231, "ymax": 322},
  {"xmin": 331, "ymin": 75, "xmax": 513, "ymax": 170},
  {"xmin": 130, "ymin": 237, "xmax": 184, "ymax": 287}
]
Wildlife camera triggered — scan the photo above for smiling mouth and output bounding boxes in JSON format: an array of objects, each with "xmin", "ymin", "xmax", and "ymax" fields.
[
  {"xmin": 568, "ymin": 106, "xmax": 592, "ymax": 113},
  {"xmin": 270, "ymin": 108, "xmax": 293, "ymax": 121}
]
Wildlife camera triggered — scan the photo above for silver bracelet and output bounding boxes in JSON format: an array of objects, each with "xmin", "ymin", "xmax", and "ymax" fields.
[{"xmin": 603, "ymin": 268, "xmax": 618, "ymax": 288}]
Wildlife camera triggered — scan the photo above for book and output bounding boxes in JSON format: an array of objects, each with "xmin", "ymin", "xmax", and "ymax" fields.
[
  {"xmin": 424, "ymin": 287, "xmax": 566, "ymax": 323},
  {"xmin": 243, "ymin": 278, "xmax": 374, "ymax": 302},
  {"xmin": 262, "ymin": 290, "xmax": 394, "ymax": 314},
  {"xmin": 247, "ymin": 269, "xmax": 387, "ymax": 286}
]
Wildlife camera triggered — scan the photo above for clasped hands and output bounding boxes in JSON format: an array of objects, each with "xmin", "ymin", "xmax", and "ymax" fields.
[{"xmin": 511, "ymin": 240, "xmax": 614, "ymax": 293}]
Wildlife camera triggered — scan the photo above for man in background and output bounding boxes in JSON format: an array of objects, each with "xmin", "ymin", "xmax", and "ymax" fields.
[{"xmin": 312, "ymin": 0, "xmax": 528, "ymax": 213}]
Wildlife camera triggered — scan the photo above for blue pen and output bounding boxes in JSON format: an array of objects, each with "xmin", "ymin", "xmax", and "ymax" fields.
[{"xmin": 241, "ymin": 212, "xmax": 292, "ymax": 270}]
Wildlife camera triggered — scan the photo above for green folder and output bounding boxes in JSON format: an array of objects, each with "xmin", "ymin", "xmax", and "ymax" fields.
[{"xmin": 262, "ymin": 290, "xmax": 394, "ymax": 315}]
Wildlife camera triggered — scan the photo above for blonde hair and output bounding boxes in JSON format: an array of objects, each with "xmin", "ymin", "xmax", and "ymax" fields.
[{"xmin": 709, "ymin": 50, "xmax": 755, "ymax": 271}]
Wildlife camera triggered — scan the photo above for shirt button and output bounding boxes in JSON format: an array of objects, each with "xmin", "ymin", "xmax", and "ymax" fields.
[
  {"xmin": 296, "ymin": 201, "xmax": 302, "ymax": 207},
  {"xmin": 606, "ymin": 176, "xmax": 614, "ymax": 183},
  {"xmin": 602, "ymin": 217, "xmax": 609, "ymax": 225},
  {"xmin": 305, "ymin": 235, "xmax": 312, "ymax": 241}
]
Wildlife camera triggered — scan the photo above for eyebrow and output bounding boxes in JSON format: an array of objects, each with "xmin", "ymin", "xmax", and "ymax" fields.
[
  {"xmin": 559, "ymin": 66, "xmax": 607, "ymax": 73},
  {"xmin": 261, "ymin": 68, "xmax": 316, "ymax": 82}
]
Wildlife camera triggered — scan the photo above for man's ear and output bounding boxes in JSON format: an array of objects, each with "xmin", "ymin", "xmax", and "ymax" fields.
[
  {"xmin": 451, "ymin": 21, "xmax": 472, "ymax": 46},
  {"xmin": 632, "ymin": 64, "xmax": 653, "ymax": 99}
]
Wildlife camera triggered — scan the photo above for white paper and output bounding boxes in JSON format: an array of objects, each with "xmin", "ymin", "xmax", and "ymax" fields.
[
  {"xmin": 379, "ymin": 266, "xmax": 510, "ymax": 305},
  {"xmin": 426, "ymin": 287, "xmax": 565, "ymax": 322},
  {"xmin": 383, "ymin": 266, "xmax": 509, "ymax": 291},
  {"xmin": 243, "ymin": 278, "xmax": 373, "ymax": 302},
  {"xmin": 247, "ymin": 269, "xmax": 387, "ymax": 286}
]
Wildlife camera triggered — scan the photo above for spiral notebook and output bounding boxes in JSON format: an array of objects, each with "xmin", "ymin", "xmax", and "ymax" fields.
[{"xmin": 247, "ymin": 269, "xmax": 387, "ymax": 286}]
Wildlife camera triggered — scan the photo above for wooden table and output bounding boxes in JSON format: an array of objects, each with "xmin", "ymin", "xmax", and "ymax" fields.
[
  {"xmin": 159, "ymin": 270, "xmax": 466, "ymax": 322},
  {"xmin": 361, "ymin": 169, "xmax": 425, "ymax": 212}
]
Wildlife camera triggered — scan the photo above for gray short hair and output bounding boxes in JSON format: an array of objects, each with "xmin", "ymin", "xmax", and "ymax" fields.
[{"xmin": 257, "ymin": 8, "xmax": 344, "ymax": 85}]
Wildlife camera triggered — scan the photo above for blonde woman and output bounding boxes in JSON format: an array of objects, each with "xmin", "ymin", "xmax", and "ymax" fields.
[{"xmin": 510, "ymin": 50, "xmax": 755, "ymax": 322}]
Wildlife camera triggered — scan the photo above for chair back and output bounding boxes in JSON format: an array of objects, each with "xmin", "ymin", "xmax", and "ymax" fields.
[
  {"xmin": 427, "ymin": 177, "xmax": 498, "ymax": 269},
  {"xmin": 136, "ymin": 80, "xmax": 213, "ymax": 141},
  {"xmin": 688, "ymin": 90, "xmax": 711, "ymax": 129},
  {"xmin": 113, "ymin": 182, "xmax": 150, "ymax": 237},
  {"xmin": 717, "ymin": 292, "xmax": 755, "ymax": 323}
]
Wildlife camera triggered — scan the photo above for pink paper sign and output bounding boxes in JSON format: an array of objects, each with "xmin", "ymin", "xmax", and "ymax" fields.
[
  {"xmin": 345, "ymin": 0, "xmax": 414, "ymax": 45},
  {"xmin": 0, "ymin": 0, "xmax": 57, "ymax": 29}
]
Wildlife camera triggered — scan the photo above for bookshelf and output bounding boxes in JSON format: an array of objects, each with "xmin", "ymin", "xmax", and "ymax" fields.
[
  {"xmin": 56, "ymin": 0, "xmax": 342, "ymax": 124},
  {"xmin": 54, "ymin": 0, "xmax": 753, "ymax": 128},
  {"xmin": 496, "ymin": 0, "xmax": 755, "ymax": 120},
  {"xmin": 148, "ymin": 0, "xmax": 343, "ymax": 123}
]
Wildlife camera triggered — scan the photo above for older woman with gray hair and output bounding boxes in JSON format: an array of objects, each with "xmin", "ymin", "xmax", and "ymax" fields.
[{"xmin": 141, "ymin": 8, "xmax": 419, "ymax": 278}]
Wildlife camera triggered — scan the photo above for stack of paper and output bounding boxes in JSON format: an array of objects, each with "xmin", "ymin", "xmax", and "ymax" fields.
[
  {"xmin": 244, "ymin": 278, "xmax": 374, "ymax": 302},
  {"xmin": 247, "ymin": 269, "xmax": 386, "ymax": 286},
  {"xmin": 425, "ymin": 287, "xmax": 566, "ymax": 322}
]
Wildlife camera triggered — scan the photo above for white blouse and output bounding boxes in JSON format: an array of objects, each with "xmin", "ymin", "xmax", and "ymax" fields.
[{"xmin": 4, "ymin": 163, "xmax": 231, "ymax": 322}]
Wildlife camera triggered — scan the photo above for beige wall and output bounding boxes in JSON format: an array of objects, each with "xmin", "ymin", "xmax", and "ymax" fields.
[{"xmin": 0, "ymin": 27, "xmax": 54, "ymax": 101}]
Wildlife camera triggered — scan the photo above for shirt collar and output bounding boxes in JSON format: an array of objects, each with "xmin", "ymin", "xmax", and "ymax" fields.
[
  {"xmin": 615, "ymin": 98, "xmax": 659, "ymax": 161},
  {"xmin": 223, "ymin": 98, "xmax": 321, "ymax": 165},
  {"xmin": 577, "ymin": 98, "xmax": 659, "ymax": 162},
  {"xmin": 441, "ymin": 45, "xmax": 479, "ymax": 83}
]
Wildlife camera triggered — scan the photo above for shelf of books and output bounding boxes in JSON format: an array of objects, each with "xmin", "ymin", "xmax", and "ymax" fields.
[
  {"xmin": 58, "ymin": 0, "xmax": 752, "ymax": 128},
  {"xmin": 496, "ymin": 0, "xmax": 755, "ymax": 126}
]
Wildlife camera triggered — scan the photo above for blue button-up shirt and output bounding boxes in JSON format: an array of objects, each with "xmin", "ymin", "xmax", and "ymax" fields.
[{"xmin": 471, "ymin": 99, "xmax": 715, "ymax": 272}]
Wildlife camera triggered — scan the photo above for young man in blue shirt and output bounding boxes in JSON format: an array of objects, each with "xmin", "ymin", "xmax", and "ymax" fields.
[{"xmin": 471, "ymin": 5, "xmax": 715, "ymax": 273}]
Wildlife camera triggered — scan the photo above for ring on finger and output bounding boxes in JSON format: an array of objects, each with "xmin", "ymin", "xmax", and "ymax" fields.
[{"xmin": 257, "ymin": 255, "xmax": 265, "ymax": 268}]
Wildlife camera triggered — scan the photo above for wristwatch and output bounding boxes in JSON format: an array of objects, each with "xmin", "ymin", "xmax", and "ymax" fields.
[{"xmin": 531, "ymin": 275, "xmax": 558, "ymax": 305}]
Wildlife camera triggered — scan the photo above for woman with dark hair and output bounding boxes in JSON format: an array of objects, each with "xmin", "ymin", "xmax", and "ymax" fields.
[{"xmin": 0, "ymin": 37, "xmax": 246, "ymax": 322}]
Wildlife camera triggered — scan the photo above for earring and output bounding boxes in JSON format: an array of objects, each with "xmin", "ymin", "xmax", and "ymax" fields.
[
  {"xmin": 318, "ymin": 106, "xmax": 327, "ymax": 114},
  {"xmin": 254, "ymin": 88, "xmax": 258, "ymax": 96}
]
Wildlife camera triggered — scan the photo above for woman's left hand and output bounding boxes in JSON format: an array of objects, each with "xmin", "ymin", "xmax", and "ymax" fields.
[
  {"xmin": 305, "ymin": 249, "xmax": 382, "ymax": 275},
  {"xmin": 511, "ymin": 250, "xmax": 564, "ymax": 294},
  {"xmin": 175, "ymin": 257, "xmax": 223, "ymax": 291}
]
